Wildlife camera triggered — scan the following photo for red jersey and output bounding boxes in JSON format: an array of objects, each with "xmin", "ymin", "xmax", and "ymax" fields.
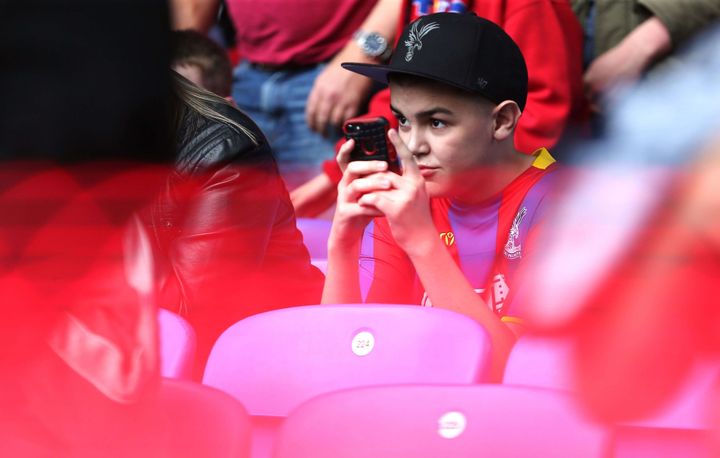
[{"xmin": 361, "ymin": 149, "xmax": 558, "ymax": 323}]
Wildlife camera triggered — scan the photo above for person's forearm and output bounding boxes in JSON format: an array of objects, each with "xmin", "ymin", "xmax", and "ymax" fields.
[
  {"xmin": 334, "ymin": 0, "xmax": 401, "ymax": 64},
  {"xmin": 408, "ymin": 239, "xmax": 517, "ymax": 380},
  {"xmin": 639, "ymin": 0, "xmax": 720, "ymax": 47},
  {"xmin": 290, "ymin": 173, "xmax": 337, "ymax": 218},
  {"xmin": 358, "ymin": 0, "xmax": 401, "ymax": 43},
  {"xmin": 322, "ymin": 236, "xmax": 364, "ymax": 304},
  {"xmin": 583, "ymin": 15, "xmax": 673, "ymax": 103},
  {"xmin": 621, "ymin": 16, "xmax": 672, "ymax": 69}
]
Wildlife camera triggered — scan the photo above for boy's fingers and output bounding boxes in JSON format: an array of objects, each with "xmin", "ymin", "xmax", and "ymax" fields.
[
  {"xmin": 340, "ymin": 160, "xmax": 388, "ymax": 188},
  {"xmin": 358, "ymin": 190, "xmax": 396, "ymax": 214},
  {"xmin": 337, "ymin": 139, "xmax": 355, "ymax": 173},
  {"xmin": 342, "ymin": 173, "xmax": 392, "ymax": 202},
  {"xmin": 388, "ymin": 129, "xmax": 420, "ymax": 179},
  {"xmin": 345, "ymin": 160, "xmax": 388, "ymax": 174},
  {"xmin": 343, "ymin": 201, "xmax": 384, "ymax": 218}
]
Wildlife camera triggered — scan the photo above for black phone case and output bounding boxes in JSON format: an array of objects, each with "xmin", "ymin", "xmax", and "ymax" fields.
[{"xmin": 343, "ymin": 117, "xmax": 399, "ymax": 170}]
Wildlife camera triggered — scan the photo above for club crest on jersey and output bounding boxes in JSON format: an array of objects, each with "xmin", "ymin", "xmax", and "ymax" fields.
[
  {"xmin": 439, "ymin": 231, "xmax": 455, "ymax": 247},
  {"xmin": 504, "ymin": 207, "xmax": 527, "ymax": 260},
  {"xmin": 404, "ymin": 19, "xmax": 440, "ymax": 62}
]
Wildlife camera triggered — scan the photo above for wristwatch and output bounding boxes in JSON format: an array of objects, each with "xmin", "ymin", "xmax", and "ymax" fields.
[{"xmin": 353, "ymin": 30, "xmax": 392, "ymax": 61}]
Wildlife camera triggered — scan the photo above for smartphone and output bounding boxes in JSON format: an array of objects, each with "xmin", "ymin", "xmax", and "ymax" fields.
[{"xmin": 343, "ymin": 116, "xmax": 400, "ymax": 173}]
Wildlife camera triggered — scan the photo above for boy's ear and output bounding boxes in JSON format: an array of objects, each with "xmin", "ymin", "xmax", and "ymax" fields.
[{"xmin": 491, "ymin": 101, "xmax": 521, "ymax": 142}]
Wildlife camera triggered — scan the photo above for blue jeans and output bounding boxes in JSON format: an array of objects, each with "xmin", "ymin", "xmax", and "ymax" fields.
[{"xmin": 232, "ymin": 61, "xmax": 341, "ymax": 189}]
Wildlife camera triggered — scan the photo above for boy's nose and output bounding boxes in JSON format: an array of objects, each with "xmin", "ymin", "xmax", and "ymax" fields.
[{"xmin": 405, "ymin": 129, "xmax": 430, "ymax": 156}]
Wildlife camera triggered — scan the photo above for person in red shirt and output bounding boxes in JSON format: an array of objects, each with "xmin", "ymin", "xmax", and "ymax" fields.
[{"xmin": 323, "ymin": 13, "xmax": 560, "ymax": 379}]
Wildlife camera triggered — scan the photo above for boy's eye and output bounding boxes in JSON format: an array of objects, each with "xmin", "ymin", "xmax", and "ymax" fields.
[
  {"xmin": 396, "ymin": 115, "xmax": 409, "ymax": 127},
  {"xmin": 431, "ymin": 119, "xmax": 446, "ymax": 128}
]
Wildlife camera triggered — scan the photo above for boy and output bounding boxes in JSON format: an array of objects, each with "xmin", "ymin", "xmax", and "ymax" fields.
[{"xmin": 322, "ymin": 12, "xmax": 559, "ymax": 377}]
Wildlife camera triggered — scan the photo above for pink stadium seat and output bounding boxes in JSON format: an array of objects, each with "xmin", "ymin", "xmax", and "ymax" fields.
[
  {"xmin": 203, "ymin": 304, "xmax": 491, "ymax": 415},
  {"xmin": 503, "ymin": 335, "xmax": 720, "ymax": 457},
  {"xmin": 274, "ymin": 384, "xmax": 611, "ymax": 458},
  {"xmin": 612, "ymin": 361, "xmax": 719, "ymax": 458},
  {"xmin": 156, "ymin": 379, "xmax": 252, "ymax": 458},
  {"xmin": 203, "ymin": 304, "xmax": 492, "ymax": 458},
  {"xmin": 503, "ymin": 336, "xmax": 720, "ymax": 430},
  {"xmin": 612, "ymin": 426, "xmax": 714, "ymax": 458},
  {"xmin": 295, "ymin": 217, "xmax": 331, "ymax": 259},
  {"xmin": 502, "ymin": 334, "xmax": 576, "ymax": 391},
  {"xmin": 3, "ymin": 379, "xmax": 252, "ymax": 457},
  {"xmin": 158, "ymin": 308, "xmax": 197, "ymax": 379},
  {"xmin": 623, "ymin": 361, "xmax": 719, "ymax": 430}
]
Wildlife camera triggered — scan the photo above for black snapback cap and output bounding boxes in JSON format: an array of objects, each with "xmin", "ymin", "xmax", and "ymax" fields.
[{"xmin": 342, "ymin": 12, "xmax": 528, "ymax": 110}]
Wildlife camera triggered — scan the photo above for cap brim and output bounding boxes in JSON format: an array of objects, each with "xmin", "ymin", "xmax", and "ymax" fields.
[
  {"xmin": 342, "ymin": 62, "xmax": 489, "ymax": 98},
  {"xmin": 341, "ymin": 62, "xmax": 393, "ymax": 84}
]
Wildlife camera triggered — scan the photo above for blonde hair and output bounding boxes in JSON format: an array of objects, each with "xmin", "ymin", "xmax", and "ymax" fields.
[{"xmin": 171, "ymin": 71, "xmax": 258, "ymax": 146}]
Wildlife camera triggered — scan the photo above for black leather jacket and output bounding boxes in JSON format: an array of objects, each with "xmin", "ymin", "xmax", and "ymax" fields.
[{"xmin": 152, "ymin": 101, "xmax": 324, "ymax": 374}]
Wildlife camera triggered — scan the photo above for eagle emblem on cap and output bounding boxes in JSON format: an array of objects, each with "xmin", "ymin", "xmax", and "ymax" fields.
[{"xmin": 404, "ymin": 20, "xmax": 440, "ymax": 62}]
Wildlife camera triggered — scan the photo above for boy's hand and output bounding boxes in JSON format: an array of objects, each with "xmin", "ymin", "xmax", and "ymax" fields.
[
  {"xmin": 357, "ymin": 129, "xmax": 436, "ymax": 256},
  {"xmin": 330, "ymin": 139, "xmax": 389, "ymax": 244},
  {"xmin": 336, "ymin": 137, "xmax": 354, "ymax": 174}
]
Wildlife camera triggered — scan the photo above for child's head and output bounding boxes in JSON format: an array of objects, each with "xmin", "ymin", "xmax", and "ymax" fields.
[
  {"xmin": 343, "ymin": 13, "xmax": 530, "ymax": 201},
  {"xmin": 170, "ymin": 30, "xmax": 233, "ymax": 98}
]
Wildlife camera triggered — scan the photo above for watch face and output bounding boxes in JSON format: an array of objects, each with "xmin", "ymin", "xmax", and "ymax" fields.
[{"xmin": 363, "ymin": 33, "xmax": 387, "ymax": 57}]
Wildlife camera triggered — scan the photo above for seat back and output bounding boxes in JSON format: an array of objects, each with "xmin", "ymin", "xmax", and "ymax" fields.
[
  {"xmin": 274, "ymin": 384, "xmax": 611, "ymax": 458},
  {"xmin": 157, "ymin": 379, "xmax": 252, "ymax": 457},
  {"xmin": 502, "ymin": 334, "xmax": 576, "ymax": 391},
  {"xmin": 203, "ymin": 304, "xmax": 491, "ymax": 416},
  {"xmin": 612, "ymin": 425, "xmax": 714, "ymax": 458},
  {"xmin": 2, "ymin": 379, "xmax": 252, "ymax": 457},
  {"xmin": 624, "ymin": 361, "xmax": 720, "ymax": 430},
  {"xmin": 158, "ymin": 308, "xmax": 197, "ymax": 379},
  {"xmin": 504, "ymin": 336, "xmax": 720, "ymax": 430}
]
